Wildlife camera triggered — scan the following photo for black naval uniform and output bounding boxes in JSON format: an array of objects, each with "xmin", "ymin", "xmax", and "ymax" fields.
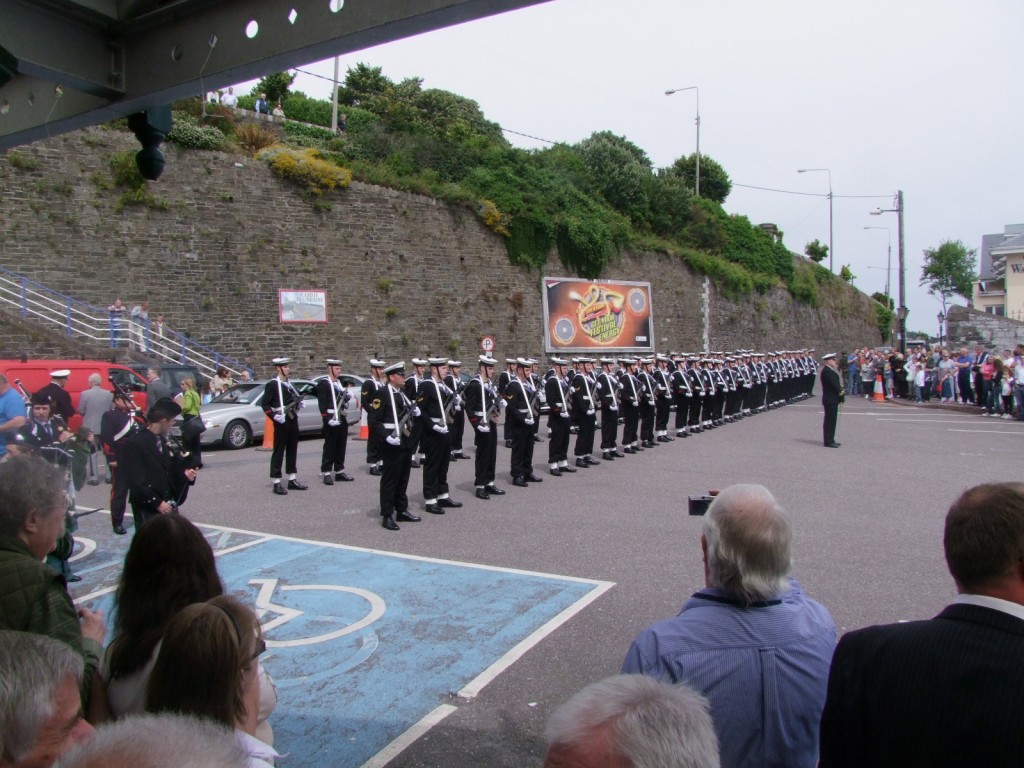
[
  {"xmin": 596, "ymin": 369, "xmax": 621, "ymax": 457},
  {"xmin": 638, "ymin": 367, "xmax": 657, "ymax": 447},
  {"xmin": 545, "ymin": 371, "xmax": 572, "ymax": 471},
  {"xmin": 497, "ymin": 366, "xmax": 514, "ymax": 446},
  {"xmin": 444, "ymin": 370, "xmax": 467, "ymax": 459},
  {"xmin": 464, "ymin": 374, "xmax": 500, "ymax": 493},
  {"xmin": 686, "ymin": 364, "xmax": 705, "ymax": 430},
  {"xmin": 367, "ymin": 384, "xmax": 415, "ymax": 522},
  {"xmin": 417, "ymin": 375, "xmax": 454, "ymax": 509},
  {"xmin": 361, "ymin": 376, "xmax": 384, "ymax": 474},
  {"xmin": 263, "ymin": 377, "xmax": 302, "ymax": 481},
  {"xmin": 100, "ymin": 403, "xmax": 142, "ymax": 532},
  {"xmin": 619, "ymin": 367, "xmax": 641, "ymax": 452},
  {"xmin": 403, "ymin": 371, "xmax": 425, "ymax": 464},
  {"xmin": 503, "ymin": 374, "xmax": 537, "ymax": 483},
  {"xmin": 654, "ymin": 365, "xmax": 673, "ymax": 439},
  {"xmin": 821, "ymin": 363, "xmax": 845, "ymax": 447},
  {"xmin": 316, "ymin": 376, "xmax": 350, "ymax": 478},
  {"xmin": 671, "ymin": 363, "xmax": 693, "ymax": 436},
  {"xmin": 570, "ymin": 369, "xmax": 597, "ymax": 464}
]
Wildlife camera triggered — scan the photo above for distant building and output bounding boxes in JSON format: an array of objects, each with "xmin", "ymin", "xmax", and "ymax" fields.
[{"xmin": 973, "ymin": 224, "xmax": 1024, "ymax": 320}]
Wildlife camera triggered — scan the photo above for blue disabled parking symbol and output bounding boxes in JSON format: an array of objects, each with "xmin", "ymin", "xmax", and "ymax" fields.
[{"xmin": 73, "ymin": 525, "xmax": 613, "ymax": 768}]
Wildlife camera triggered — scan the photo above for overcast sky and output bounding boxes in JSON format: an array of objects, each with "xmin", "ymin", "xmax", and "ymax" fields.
[{"xmin": 240, "ymin": 0, "xmax": 1023, "ymax": 336}]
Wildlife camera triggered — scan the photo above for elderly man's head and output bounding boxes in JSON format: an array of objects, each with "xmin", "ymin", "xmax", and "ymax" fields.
[
  {"xmin": 0, "ymin": 456, "xmax": 67, "ymax": 561},
  {"xmin": 702, "ymin": 484, "xmax": 792, "ymax": 606},
  {"xmin": 0, "ymin": 631, "xmax": 92, "ymax": 768},
  {"xmin": 944, "ymin": 483, "xmax": 1024, "ymax": 599},
  {"xmin": 544, "ymin": 675, "xmax": 719, "ymax": 768}
]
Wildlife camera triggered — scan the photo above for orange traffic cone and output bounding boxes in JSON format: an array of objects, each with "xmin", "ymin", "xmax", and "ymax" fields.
[
  {"xmin": 257, "ymin": 416, "xmax": 274, "ymax": 451},
  {"xmin": 873, "ymin": 374, "xmax": 885, "ymax": 402},
  {"xmin": 357, "ymin": 407, "xmax": 369, "ymax": 441}
]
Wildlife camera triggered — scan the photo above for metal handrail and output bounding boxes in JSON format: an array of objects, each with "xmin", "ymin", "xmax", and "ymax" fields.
[{"xmin": 0, "ymin": 265, "xmax": 253, "ymax": 379}]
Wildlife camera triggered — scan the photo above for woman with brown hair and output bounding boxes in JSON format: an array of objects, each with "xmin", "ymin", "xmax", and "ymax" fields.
[
  {"xmin": 146, "ymin": 595, "xmax": 279, "ymax": 767},
  {"xmin": 179, "ymin": 376, "xmax": 203, "ymax": 468}
]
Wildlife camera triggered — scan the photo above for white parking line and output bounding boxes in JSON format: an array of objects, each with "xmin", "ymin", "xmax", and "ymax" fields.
[
  {"xmin": 948, "ymin": 429, "xmax": 1024, "ymax": 435},
  {"xmin": 360, "ymin": 705, "xmax": 459, "ymax": 768}
]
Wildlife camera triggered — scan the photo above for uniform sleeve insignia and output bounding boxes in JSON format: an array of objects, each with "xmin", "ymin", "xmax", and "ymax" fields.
[{"xmin": 371, "ymin": 398, "xmax": 381, "ymax": 410}]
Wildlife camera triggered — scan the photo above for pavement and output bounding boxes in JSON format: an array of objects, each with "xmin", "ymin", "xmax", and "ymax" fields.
[{"xmin": 67, "ymin": 397, "xmax": 1024, "ymax": 767}]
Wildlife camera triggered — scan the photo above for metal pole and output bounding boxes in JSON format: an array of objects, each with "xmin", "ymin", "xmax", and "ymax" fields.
[
  {"xmin": 828, "ymin": 184, "xmax": 834, "ymax": 273},
  {"xmin": 330, "ymin": 55, "xmax": 340, "ymax": 133},
  {"xmin": 897, "ymin": 190, "xmax": 907, "ymax": 356},
  {"xmin": 694, "ymin": 89, "xmax": 701, "ymax": 199}
]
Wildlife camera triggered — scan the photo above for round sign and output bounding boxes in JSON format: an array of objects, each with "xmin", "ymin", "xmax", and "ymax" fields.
[{"xmin": 481, "ymin": 336, "xmax": 495, "ymax": 352}]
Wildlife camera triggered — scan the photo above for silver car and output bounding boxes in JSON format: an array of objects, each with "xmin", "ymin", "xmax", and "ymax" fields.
[{"xmin": 198, "ymin": 379, "xmax": 343, "ymax": 449}]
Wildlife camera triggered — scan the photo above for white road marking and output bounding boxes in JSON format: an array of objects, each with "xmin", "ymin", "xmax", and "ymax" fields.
[
  {"xmin": 69, "ymin": 537, "xmax": 96, "ymax": 562},
  {"xmin": 250, "ymin": 578, "xmax": 387, "ymax": 648},
  {"xmin": 948, "ymin": 429, "xmax": 1024, "ymax": 435},
  {"xmin": 360, "ymin": 705, "xmax": 459, "ymax": 768}
]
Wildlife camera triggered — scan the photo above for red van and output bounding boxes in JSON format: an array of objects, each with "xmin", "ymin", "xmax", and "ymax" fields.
[{"xmin": 0, "ymin": 359, "xmax": 149, "ymax": 430}]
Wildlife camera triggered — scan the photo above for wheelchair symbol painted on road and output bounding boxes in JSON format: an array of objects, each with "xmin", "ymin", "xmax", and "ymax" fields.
[{"xmin": 250, "ymin": 578, "xmax": 387, "ymax": 648}]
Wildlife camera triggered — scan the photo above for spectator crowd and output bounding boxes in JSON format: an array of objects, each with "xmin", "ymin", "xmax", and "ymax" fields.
[{"xmin": 845, "ymin": 343, "xmax": 1024, "ymax": 419}]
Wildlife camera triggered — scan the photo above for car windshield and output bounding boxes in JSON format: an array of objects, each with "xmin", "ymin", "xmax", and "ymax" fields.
[{"xmin": 212, "ymin": 384, "xmax": 262, "ymax": 404}]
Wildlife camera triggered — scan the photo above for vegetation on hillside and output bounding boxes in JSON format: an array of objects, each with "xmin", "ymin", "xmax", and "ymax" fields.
[{"xmin": 153, "ymin": 66, "xmax": 854, "ymax": 305}]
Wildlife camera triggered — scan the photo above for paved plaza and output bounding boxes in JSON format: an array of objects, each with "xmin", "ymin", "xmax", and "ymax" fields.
[{"xmin": 68, "ymin": 398, "xmax": 1023, "ymax": 767}]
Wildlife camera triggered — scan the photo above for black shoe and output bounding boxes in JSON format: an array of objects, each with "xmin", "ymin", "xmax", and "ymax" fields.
[
  {"xmin": 67, "ymin": 574, "xmax": 82, "ymax": 583},
  {"xmin": 485, "ymin": 485, "xmax": 506, "ymax": 495},
  {"xmin": 287, "ymin": 480, "xmax": 308, "ymax": 490},
  {"xmin": 526, "ymin": 474, "xmax": 544, "ymax": 483},
  {"xmin": 105, "ymin": 477, "xmax": 112, "ymax": 484},
  {"xmin": 602, "ymin": 452, "xmax": 616, "ymax": 461},
  {"xmin": 585, "ymin": 456, "xmax": 601, "ymax": 465},
  {"xmin": 677, "ymin": 431, "xmax": 689, "ymax": 438},
  {"xmin": 560, "ymin": 464, "xmax": 577, "ymax": 473},
  {"xmin": 657, "ymin": 435, "xmax": 670, "ymax": 443},
  {"xmin": 824, "ymin": 442, "xmax": 841, "ymax": 448},
  {"xmin": 575, "ymin": 458, "xmax": 590, "ymax": 468},
  {"xmin": 550, "ymin": 467, "xmax": 563, "ymax": 477},
  {"xmin": 397, "ymin": 511, "xmax": 422, "ymax": 522},
  {"xmin": 323, "ymin": 474, "xmax": 335, "ymax": 486},
  {"xmin": 623, "ymin": 446, "xmax": 636, "ymax": 455},
  {"xmin": 505, "ymin": 440, "xmax": 512, "ymax": 448},
  {"xmin": 425, "ymin": 503, "xmax": 445, "ymax": 514},
  {"xmin": 87, "ymin": 479, "xmax": 101, "ymax": 486},
  {"xmin": 438, "ymin": 497, "xmax": 462, "ymax": 508},
  {"xmin": 369, "ymin": 466, "xmax": 382, "ymax": 476},
  {"xmin": 512, "ymin": 477, "xmax": 529, "ymax": 488},
  {"xmin": 382, "ymin": 516, "xmax": 400, "ymax": 530},
  {"xmin": 475, "ymin": 488, "xmax": 490, "ymax": 500},
  {"xmin": 273, "ymin": 483, "xmax": 288, "ymax": 495},
  {"xmin": 533, "ymin": 435, "xmax": 543, "ymax": 442},
  {"xmin": 455, "ymin": 452, "xmax": 470, "ymax": 460},
  {"xmin": 335, "ymin": 472, "xmax": 354, "ymax": 482},
  {"xmin": 112, "ymin": 526, "xmax": 127, "ymax": 535},
  {"xmin": 613, "ymin": 451, "xmax": 625, "ymax": 458},
  {"xmin": 450, "ymin": 453, "xmax": 460, "ymax": 461}
]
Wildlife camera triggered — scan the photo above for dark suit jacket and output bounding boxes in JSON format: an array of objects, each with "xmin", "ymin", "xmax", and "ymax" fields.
[
  {"xmin": 819, "ymin": 603, "xmax": 1024, "ymax": 768},
  {"xmin": 820, "ymin": 365, "xmax": 844, "ymax": 406},
  {"xmin": 119, "ymin": 429, "xmax": 190, "ymax": 514}
]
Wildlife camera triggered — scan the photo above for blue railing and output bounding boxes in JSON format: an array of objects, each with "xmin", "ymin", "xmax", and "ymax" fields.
[{"xmin": 0, "ymin": 265, "xmax": 253, "ymax": 379}]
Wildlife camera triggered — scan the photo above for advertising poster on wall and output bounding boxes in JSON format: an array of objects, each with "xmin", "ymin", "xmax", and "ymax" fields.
[
  {"xmin": 542, "ymin": 277, "xmax": 654, "ymax": 352},
  {"xmin": 279, "ymin": 290, "xmax": 328, "ymax": 323}
]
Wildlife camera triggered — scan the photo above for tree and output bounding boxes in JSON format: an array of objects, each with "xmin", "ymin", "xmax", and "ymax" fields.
[
  {"xmin": 804, "ymin": 239, "xmax": 828, "ymax": 264},
  {"xmin": 871, "ymin": 291, "xmax": 894, "ymax": 310},
  {"xmin": 839, "ymin": 264, "xmax": 855, "ymax": 283},
  {"xmin": 920, "ymin": 239, "xmax": 977, "ymax": 314},
  {"xmin": 669, "ymin": 153, "xmax": 731, "ymax": 204},
  {"xmin": 250, "ymin": 72, "xmax": 295, "ymax": 105},
  {"xmin": 575, "ymin": 131, "xmax": 652, "ymax": 221}
]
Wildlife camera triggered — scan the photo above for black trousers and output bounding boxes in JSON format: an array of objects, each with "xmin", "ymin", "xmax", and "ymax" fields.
[
  {"xmin": 320, "ymin": 420, "xmax": 348, "ymax": 473},
  {"xmin": 380, "ymin": 443, "xmax": 411, "ymax": 517},
  {"xmin": 655, "ymin": 398, "xmax": 670, "ymax": 432},
  {"xmin": 473, "ymin": 423, "xmax": 497, "ymax": 486},
  {"xmin": 823, "ymin": 402, "xmax": 839, "ymax": 445},
  {"xmin": 573, "ymin": 416, "xmax": 595, "ymax": 457},
  {"xmin": 450, "ymin": 410, "xmax": 465, "ymax": 454},
  {"xmin": 548, "ymin": 415, "xmax": 571, "ymax": 464},
  {"xmin": 639, "ymin": 403, "xmax": 655, "ymax": 442},
  {"xmin": 508, "ymin": 418, "xmax": 534, "ymax": 478},
  {"xmin": 408, "ymin": 419, "xmax": 423, "ymax": 457},
  {"xmin": 674, "ymin": 397, "xmax": 689, "ymax": 429},
  {"xmin": 366, "ymin": 425, "xmax": 382, "ymax": 465},
  {"xmin": 957, "ymin": 370, "xmax": 973, "ymax": 403},
  {"xmin": 270, "ymin": 416, "xmax": 299, "ymax": 478},
  {"xmin": 688, "ymin": 396, "xmax": 703, "ymax": 427},
  {"xmin": 109, "ymin": 462, "xmax": 129, "ymax": 529},
  {"xmin": 621, "ymin": 403, "xmax": 639, "ymax": 446},
  {"xmin": 600, "ymin": 406, "xmax": 619, "ymax": 450},
  {"xmin": 422, "ymin": 429, "xmax": 450, "ymax": 501}
]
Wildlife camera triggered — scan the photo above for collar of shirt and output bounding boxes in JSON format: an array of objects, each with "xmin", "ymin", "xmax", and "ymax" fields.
[{"xmin": 953, "ymin": 593, "xmax": 1024, "ymax": 622}]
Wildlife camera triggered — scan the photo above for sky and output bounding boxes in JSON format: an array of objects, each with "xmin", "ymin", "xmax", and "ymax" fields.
[{"xmin": 238, "ymin": 0, "xmax": 1024, "ymax": 336}]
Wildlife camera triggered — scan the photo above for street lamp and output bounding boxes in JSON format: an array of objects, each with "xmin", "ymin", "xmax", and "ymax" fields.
[
  {"xmin": 798, "ymin": 168, "xmax": 833, "ymax": 272},
  {"xmin": 665, "ymin": 86, "xmax": 700, "ymax": 197},
  {"xmin": 863, "ymin": 225, "xmax": 892, "ymax": 304},
  {"xmin": 937, "ymin": 311, "xmax": 945, "ymax": 348},
  {"xmin": 872, "ymin": 191, "xmax": 906, "ymax": 355}
]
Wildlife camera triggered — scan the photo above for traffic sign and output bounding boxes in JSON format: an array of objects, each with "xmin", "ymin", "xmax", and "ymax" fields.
[{"xmin": 481, "ymin": 336, "xmax": 495, "ymax": 352}]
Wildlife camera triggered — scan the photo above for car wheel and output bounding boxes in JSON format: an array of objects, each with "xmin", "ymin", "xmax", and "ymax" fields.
[{"xmin": 224, "ymin": 420, "xmax": 252, "ymax": 449}]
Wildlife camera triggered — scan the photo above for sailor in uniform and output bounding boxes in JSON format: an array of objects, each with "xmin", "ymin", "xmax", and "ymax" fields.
[
  {"xmin": 596, "ymin": 358, "xmax": 623, "ymax": 461},
  {"xmin": 366, "ymin": 362, "xmax": 420, "ymax": 530},
  {"xmin": 498, "ymin": 358, "xmax": 516, "ymax": 448},
  {"xmin": 504, "ymin": 358, "xmax": 542, "ymax": 487},
  {"xmin": 417, "ymin": 358, "xmax": 463, "ymax": 515},
  {"xmin": 570, "ymin": 357, "xmax": 599, "ymax": 468},
  {"xmin": 316, "ymin": 358, "xmax": 353, "ymax": 485},
  {"xmin": 404, "ymin": 358, "xmax": 428, "ymax": 468},
  {"xmin": 445, "ymin": 360, "xmax": 469, "ymax": 461},
  {"xmin": 654, "ymin": 354, "xmax": 674, "ymax": 442},
  {"xmin": 637, "ymin": 357, "xmax": 658, "ymax": 448},
  {"xmin": 544, "ymin": 357, "xmax": 576, "ymax": 476},
  {"xmin": 463, "ymin": 356, "xmax": 505, "ymax": 500},
  {"xmin": 820, "ymin": 353, "xmax": 844, "ymax": 448},
  {"xmin": 361, "ymin": 359, "xmax": 387, "ymax": 476},
  {"xmin": 263, "ymin": 357, "xmax": 307, "ymax": 495}
]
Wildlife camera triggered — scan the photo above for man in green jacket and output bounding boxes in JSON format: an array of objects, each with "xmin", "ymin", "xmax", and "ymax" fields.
[{"xmin": 0, "ymin": 455, "xmax": 106, "ymax": 711}]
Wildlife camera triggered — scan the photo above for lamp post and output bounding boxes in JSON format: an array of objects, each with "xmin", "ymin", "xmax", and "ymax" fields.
[
  {"xmin": 872, "ymin": 191, "xmax": 906, "ymax": 355},
  {"xmin": 863, "ymin": 225, "xmax": 892, "ymax": 304},
  {"xmin": 665, "ymin": 86, "xmax": 700, "ymax": 197},
  {"xmin": 798, "ymin": 168, "xmax": 833, "ymax": 272},
  {"xmin": 937, "ymin": 311, "xmax": 945, "ymax": 348}
]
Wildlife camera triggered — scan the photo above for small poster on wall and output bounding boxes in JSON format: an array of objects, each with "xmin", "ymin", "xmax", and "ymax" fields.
[
  {"xmin": 279, "ymin": 290, "xmax": 328, "ymax": 323},
  {"xmin": 542, "ymin": 277, "xmax": 654, "ymax": 352}
]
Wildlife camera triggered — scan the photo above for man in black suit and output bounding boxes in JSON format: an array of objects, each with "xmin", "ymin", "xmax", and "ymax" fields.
[
  {"xmin": 366, "ymin": 362, "xmax": 420, "ymax": 530},
  {"xmin": 316, "ymin": 358, "xmax": 353, "ymax": 485},
  {"xmin": 819, "ymin": 482, "xmax": 1024, "ymax": 767},
  {"xmin": 819, "ymin": 353, "xmax": 844, "ymax": 448},
  {"xmin": 119, "ymin": 398, "xmax": 197, "ymax": 530}
]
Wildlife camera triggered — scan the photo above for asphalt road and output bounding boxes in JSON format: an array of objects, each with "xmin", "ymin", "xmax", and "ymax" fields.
[{"xmin": 69, "ymin": 397, "xmax": 1024, "ymax": 766}]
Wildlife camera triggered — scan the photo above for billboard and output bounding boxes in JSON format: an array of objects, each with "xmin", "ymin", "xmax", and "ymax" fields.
[
  {"xmin": 542, "ymin": 277, "xmax": 654, "ymax": 352},
  {"xmin": 279, "ymin": 290, "xmax": 328, "ymax": 324}
]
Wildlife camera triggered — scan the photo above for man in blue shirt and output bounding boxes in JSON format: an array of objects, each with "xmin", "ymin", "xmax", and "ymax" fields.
[
  {"xmin": 0, "ymin": 374, "xmax": 27, "ymax": 458},
  {"xmin": 621, "ymin": 484, "xmax": 836, "ymax": 768}
]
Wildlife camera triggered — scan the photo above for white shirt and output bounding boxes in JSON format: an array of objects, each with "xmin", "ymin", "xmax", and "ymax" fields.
[
  {"xmin": 954, "ymin": 593, "xmax": 1024, "ymax": 622},
  {"xmin": 236, "ymin": 729, "xmax": 282, "ymax": 768}
]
